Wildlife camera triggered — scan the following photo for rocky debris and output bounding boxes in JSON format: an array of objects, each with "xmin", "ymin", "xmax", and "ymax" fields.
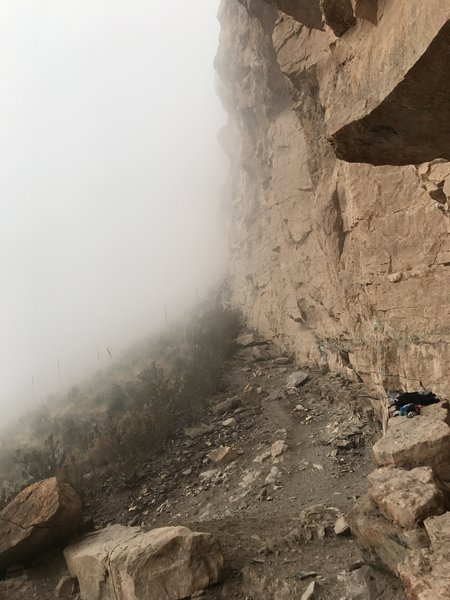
[
  {"xmin": 0, "ymin": 477, "xmax": 82, "ymax": 572},
  {"xmin": 251, "ymin": 346, "xmax": 275, "ymax": 362},
  {"xmin": 273, "ymin": 356, "xmax": 293, "ymax": 366},
  {"xmin": 253, "ymin": 449, "xmax": 271, "ymax": 463},
  {"xmin": 222, "ymin": 417, "xmax": 237, "ymax": 428},
  {"xmin": 234, "ymin": 332, "xmax": 268, "ymax": 348},
  {"xmin": 372, "ymin": 417, "xmax": 450, "ymax": 480},
  {"xmin": 64, "ymin": 525, "xmax": 224, "ymax": 600},
  {"xmin": 211, "ymin": 397, "xmax": 240, "ymax": 416},
  {"xmin": 368, "ymin": 466, "xmax": 447, "ymax": 528},
  {"xmin": 199, "ymin": 469, "xmax": 221, "ymax": 483},
  {"xmin": 271, "ymin": 440, "xmax": 288, "ymax": 458},
  {"xmin": 184, "ymin": 423, "xmax": 215, "ymax": 438},
  {"xmin": 207, "ymin": 446, "xmax": 238, "ymax": 465},
  {"xmin": 259, "ymin": 505, "xmax": 343, "ymax": 555},
  {"xmin": 338, "ymin": 566, "xmax": 378, "ymax": 600},
  {"xmin": 55, "ymin": 575, "xmax": 79, "ymax": 599},
  {"xmin": 265, "ymin": 466, "xmax": 281, "ymax": 485},
  {"xmin": 242, "ymin": 564, "xmax": 301, "ymax": 599},
  {"xmin": 286, "ymin": 371, "xmax": 309, "ymax": 390},
  {"xmin": 334, "ymin": 516, "xmax": 350, "ymax": 535}
]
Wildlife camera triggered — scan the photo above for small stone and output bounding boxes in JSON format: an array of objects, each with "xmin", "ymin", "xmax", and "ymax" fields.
[
  {"xmin": 301, "ymin": 580, "xmax": 318, "ymax": 600},
  {"xmin": 212, "ymin": 397, "xmax": 239, "ymax": 416},
  {"xmin": 55, "ymin": 575, "xmax": 79, "ymax": 598},
  {"xmin": 293, "ymin": 404, "xmax": 306, "ymax": 412},
  {"xmin": 313, "ymin": 463, "xmax": 324, "ymax": 471},
  {"xmin": 235, "ymin": 332, "xmax": 267, "ymax": 347},
  {"xmin": 286, "ymin": 370, "xmax": 309, "ymax": 389},
  {"xmin": 253, "ymin": 450, "xmax": 271, "ymax": 463},
  {"xmin": 296, "ymin": 571, "xmax": 318, "ymax": 580},
  {"xmin": 222, "ymin": 418, "xmax": 237, "ymax": 427},
  {"xmin": 271, "ymin": 440, "xmax": 289, "ymax": 458},
  {"xmin": 182, "ymin": 468, "xmax": 192, "ymax": 476},
  {"xmin": 199, "ymin": 469, "xmax": 220, "ymax": 482},
  {"xmin": 387, "ymin": 272, "xmax": 402, "ymax": 283},
  {"xmin": 273, "ymin": 356, "xmax": 293, "ymax": 365},
  {"xmin": 265, "ymin": 467, "xmax": 281, "ymax": 485},
  {"xmin": 334, "ymin": 516, "xmax": 350, "ymax": 535},
  {"xmin": 207, "ymin": 446, "xmax": 238, "ymax": 465}
]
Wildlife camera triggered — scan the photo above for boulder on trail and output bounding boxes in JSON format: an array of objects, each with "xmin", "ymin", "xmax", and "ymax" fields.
[
  {"xmin": 64, "ymin": 524, "xmax": 224, "ymax": 600},
  {"xmin": 0, "ymin": 477, "xmax": 82, "ymax": 572}
]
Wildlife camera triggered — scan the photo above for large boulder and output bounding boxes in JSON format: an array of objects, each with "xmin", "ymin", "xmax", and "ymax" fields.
[
  {"xmin": 368, "ymin": 466, "xmax": 447, "ymax": 528},
  {"xmin": 0, "ymin": 477, "xmax": 82, "ymax": 571},
  {"xmin": 64, "ymin": 524, "xmax": 224, "ymax": 600},
  {"xmin": 372, "ymin": 417, "xmax": 450, "ymax": 480}
]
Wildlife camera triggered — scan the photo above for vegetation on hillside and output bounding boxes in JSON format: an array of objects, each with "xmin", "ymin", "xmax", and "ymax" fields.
[{"xmin": 0, "ymin": 303, "xmax": 241, "ymax": 508}]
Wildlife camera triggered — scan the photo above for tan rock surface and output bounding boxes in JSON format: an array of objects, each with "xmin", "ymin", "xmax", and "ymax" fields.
[
  {"xmin": 217, "ymin": 0, "xmax": 450, "ymax": 400},
  {"xmin": 372, "ymin": 418, "xmax": 450, "ymax": 480},
  {"xmin": 398, "ymin": 513, "xmax": 450, "ymax": 600},
  {"xmin": 349, "ymin": 495, "xmax": 410, "ymax": 575},
  {"xmin": 368, "ymin": 467, "xmax": 447, "ymax": 528},
  {"xmin": 207, "ymin": 446, "xmax": 238, "ymax": 465},
  {"xmin": 0, "ymin": 477, "xmax": 82, "ymax": 572},
  {"xmin": 64, "ymin": 524, "xmax": 224, "ymax": 600}
]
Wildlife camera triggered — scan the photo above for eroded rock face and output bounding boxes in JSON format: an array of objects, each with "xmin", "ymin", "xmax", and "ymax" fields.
[
  {"xmin": 217, "ymin": 0, "xmax": 450, "ymax": 397},
  {"xmin": 64, "ymin": 525, "xmax": 224, "ymax": 600},
  {"xmin": 0, "ymin": 477, "xmax": 82, "ymax": 572},
  {"xmin": 398, "ymin": 513, "xmax": 450, "ymax": 600},
  {"xmin": 368, "ymin": 467, "xmax": 447, "ymax": 528}
]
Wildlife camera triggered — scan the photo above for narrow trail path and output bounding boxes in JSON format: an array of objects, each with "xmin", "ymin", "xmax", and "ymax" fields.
[{"xmin": 0, "ymin": 345, "xmax": 406, "ymax": 599}]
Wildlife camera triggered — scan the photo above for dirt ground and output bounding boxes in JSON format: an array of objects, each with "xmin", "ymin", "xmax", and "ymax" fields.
[{"xmin": 0, "ymin": 345, "xmax": 406, "ymax": 599}]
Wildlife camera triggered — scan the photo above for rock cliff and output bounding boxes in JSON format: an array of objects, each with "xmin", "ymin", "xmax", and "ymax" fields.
[{"xmin": 216, "ymin": 0, "xmax": 450, "ymax": 396}]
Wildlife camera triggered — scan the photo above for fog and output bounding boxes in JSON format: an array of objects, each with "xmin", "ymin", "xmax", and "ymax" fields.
[{"xmin": 0, "ymin": 0, "xmax": 225, "ymax": 420}]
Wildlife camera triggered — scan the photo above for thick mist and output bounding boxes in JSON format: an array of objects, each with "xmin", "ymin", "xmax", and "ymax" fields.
[{"xmin": 0, "ymin": 0, "xmax": 225, "ymax": 419}]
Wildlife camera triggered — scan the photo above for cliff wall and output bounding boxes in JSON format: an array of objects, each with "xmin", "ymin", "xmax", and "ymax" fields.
[{"xmin": 217, "ymin": 0, "xmax": 450, "ymax": 396}]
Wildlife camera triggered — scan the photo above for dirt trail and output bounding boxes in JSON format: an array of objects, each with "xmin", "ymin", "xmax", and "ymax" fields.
[{"xmin": 0, "ymin": 345, "xmax": 406, "ymax": 599}]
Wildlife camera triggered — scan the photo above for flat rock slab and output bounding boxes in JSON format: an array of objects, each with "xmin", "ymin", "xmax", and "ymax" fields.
[
  {"xmin": 368, "ymin": 466, "xmax": 447, "ymax": 528},
  {"xmin": 286, "ymin": 371, "xmax": 309, "ymax": 389},
  {"xmin": 372, "ymin": 417, "xmax": 450, "ymax": 480},
  {"xmin": 0, "ymin": 477, "xmax": 82, "ymax": 572},
  {"xmin": 64, "ymin": 525, "xmax": 224, "ymax": 600}
]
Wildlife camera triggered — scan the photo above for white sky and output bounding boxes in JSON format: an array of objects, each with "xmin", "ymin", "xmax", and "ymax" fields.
[{"xmin": 0, "ymin": 0, "xmax": 225, "ymax": 417}]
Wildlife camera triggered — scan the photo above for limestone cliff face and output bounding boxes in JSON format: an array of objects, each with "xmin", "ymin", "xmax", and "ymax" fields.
[{"xmin": 217, "ymin": 0, "xmax": 450, "ymax": 395}]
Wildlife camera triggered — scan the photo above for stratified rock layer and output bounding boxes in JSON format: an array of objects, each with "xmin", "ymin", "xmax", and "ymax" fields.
[{"xmin": 217, "ymin": 0, "xmax": 450, "ymax": 396}]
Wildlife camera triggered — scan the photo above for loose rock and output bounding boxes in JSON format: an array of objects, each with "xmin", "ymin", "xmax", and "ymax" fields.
[{"xmin": 207, "ymin": 446, "xmax": 238, "ymax": 465}]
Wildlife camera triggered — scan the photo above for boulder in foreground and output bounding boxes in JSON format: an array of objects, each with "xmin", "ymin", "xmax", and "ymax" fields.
[
  {"xmin": 0, "ymin": 477, "xmax": 82, "ymax": 572},
  {"xmin": 64, "ymin": 524, "xmax": 224, "ymax": 600}
]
